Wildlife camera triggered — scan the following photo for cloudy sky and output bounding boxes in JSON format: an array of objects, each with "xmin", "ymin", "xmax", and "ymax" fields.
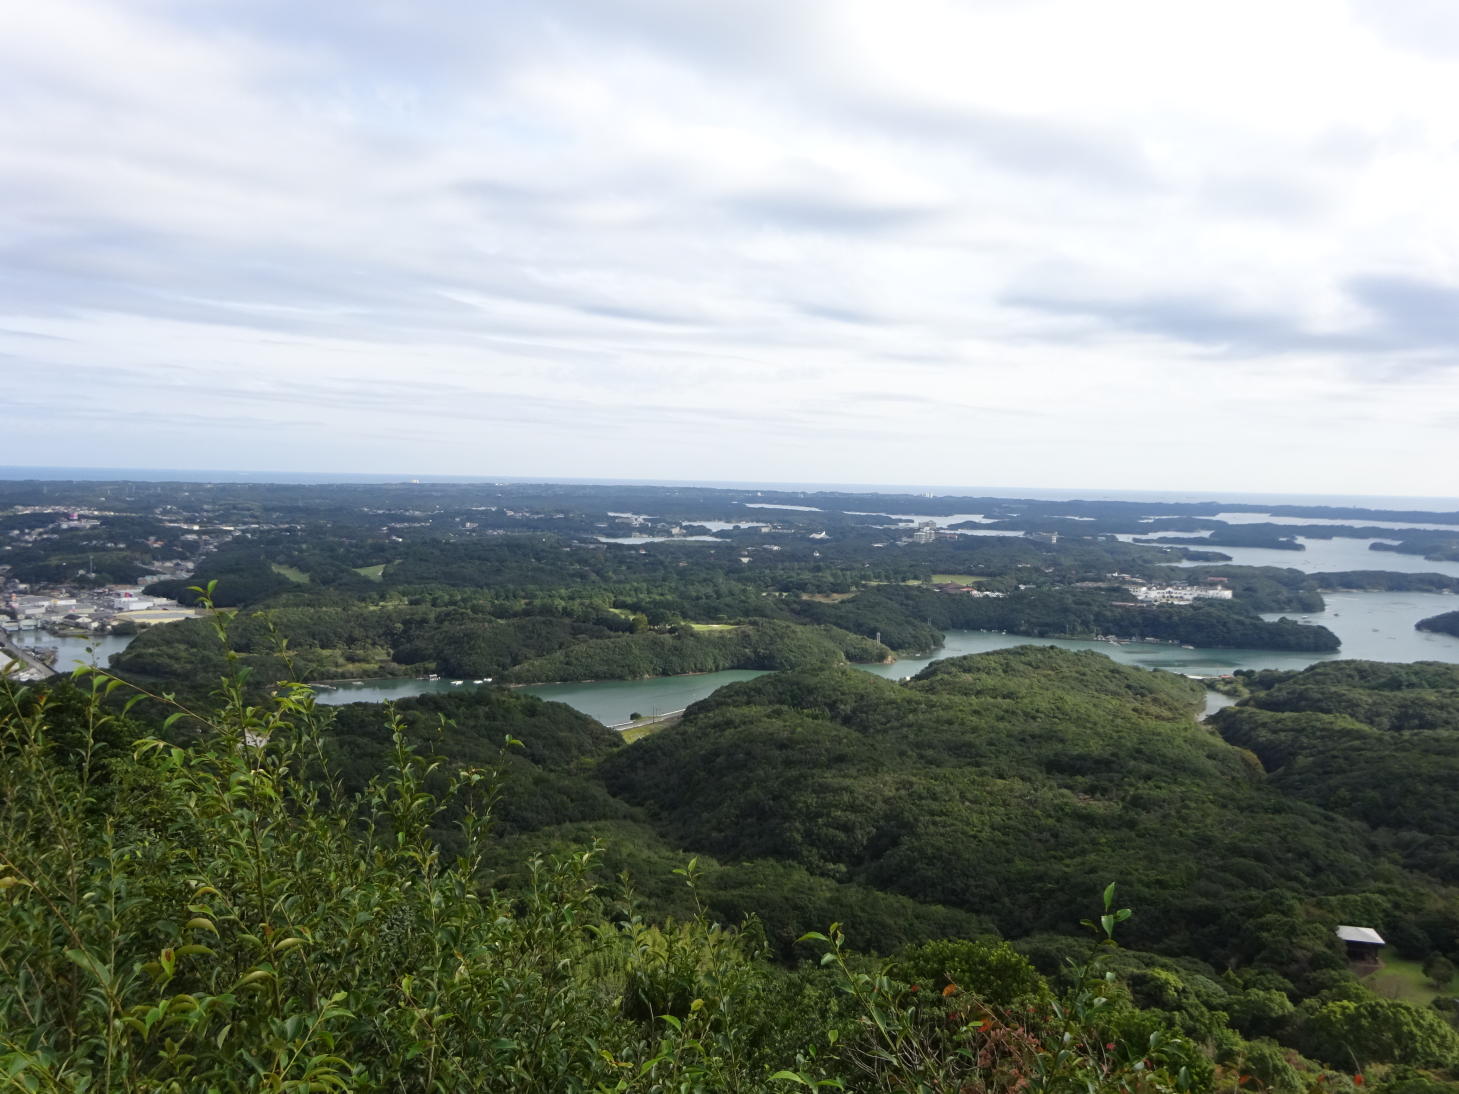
[{"xmin": 5, "ymin": 0, "xmax": 1459, "ymax": 496}]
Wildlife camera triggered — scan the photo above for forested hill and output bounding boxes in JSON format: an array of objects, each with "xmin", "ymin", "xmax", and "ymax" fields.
[
  {"xmin": 598, "ymin": 648, "xmax": 1391, "ymax": 952},
  {"xmin": 12, "ymin": 646, "xmax": 1459, "ymax": 1087},
  {"xmin": 586, "ymin": 649, "xmax": 1459, "ymax": 1081},
  {"xmin": 1214, "ymin": 659, "xmax": 1459, "ymax": 883},
  {"xmin": 806, "ymin": 584, "xmax": 1340, "ymax": 652},
  {"xmin": 1417, "ymin": 610, "xmax": 1459, "ymax": 638}
]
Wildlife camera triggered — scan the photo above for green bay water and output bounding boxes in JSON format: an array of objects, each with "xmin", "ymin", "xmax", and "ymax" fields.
[
  {"xmin": 38, "ymin": 589, "xmax": 1459, "ymax": 728},
  {"xmin": 308, "ymin": 589, "xmax": 1459, "ymax": 725},
  {"xmin": 310, "ymin": 671, "xmax": 769, "ymax": 724}
]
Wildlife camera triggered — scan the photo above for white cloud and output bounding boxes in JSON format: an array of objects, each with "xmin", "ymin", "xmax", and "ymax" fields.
[{"xmin": 3, "ymin": 0, "xmax": 1459, "ymax": 496}]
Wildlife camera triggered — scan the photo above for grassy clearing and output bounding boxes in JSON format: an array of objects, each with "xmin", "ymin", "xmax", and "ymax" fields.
[
  {"xmin": 620, "ymin": 723, "xmax": 670, "ymax": 743},
  {"xmin": 271, "ymin": 563, "xmax": 310, "ymax": 583},
  {"xmin": 931, "ymin": 574, "xmax": 986, "ymax": 585},
  {"xmin": 353, "ymin": 564, "xmax": 386, "ymax": 581},
  {"xmin": 1359, "ymin": 957, "xmax": 1453, "ymax": 1006},
  {"xmin": 686, "ymin": 623, "xmax": 742, "ymax": 632},
  {"xmin": 799, "ymin": 592, "xmax": 856, "ymax": 603}
]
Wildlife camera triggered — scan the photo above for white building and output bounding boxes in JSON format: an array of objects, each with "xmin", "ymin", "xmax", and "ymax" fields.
[{"xmin": 1131, "ymin": 585, "xmax": 1234, "ymax": 605}]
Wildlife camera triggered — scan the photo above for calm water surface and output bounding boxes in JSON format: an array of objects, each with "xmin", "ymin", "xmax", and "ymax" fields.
[
  {"xmin": 17, "ymin": 632, "xmax": 136, "ymax": 673},
  {"xmin": 1145, "ymin": 535, "xmax": 1459, "ymax": 578},
  {"xmin": 310, "ymin": 670, "xmax": 771, "ymax": 726},
  {"xmin": 32, "ymin": 580, "xmax": 1459, "ymax": 730},
  {"xmin": 307, "ymin": 589, "xmax": 1459, "ymax": 725},
  {"xmin": 1212, "ymin": 512, "xmax": 1459, "ymax": 532}
]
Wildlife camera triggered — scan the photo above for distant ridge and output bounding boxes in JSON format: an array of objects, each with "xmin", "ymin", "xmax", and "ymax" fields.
[{"xmin": 2, "ymin": 465, "xmax": 1457, "ymax": 511}]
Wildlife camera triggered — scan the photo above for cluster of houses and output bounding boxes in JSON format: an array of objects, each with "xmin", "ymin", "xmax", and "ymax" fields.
[
  {"xmin": 5, "ymin": 508, "xmax": 239, "ymax": 562},
  {"xmin": 1128, "ymin": 582, "xmax": 1234, "ymax": 605},
  {"xmin": 930, "ymin": 574, "xmax": 1235, "ymax": 604},
  {"xmin": 2, "ymin": 582, "xmax": 196, "ymax": 637},
  {"xmin": 930, "ymin": 582, "xmax": 1007, "ymax": 598}
]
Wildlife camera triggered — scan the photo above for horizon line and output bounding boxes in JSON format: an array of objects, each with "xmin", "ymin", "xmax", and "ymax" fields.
[{"xmin": 2, "ymin": 464, "xmax": 1458, "ymax": 508}]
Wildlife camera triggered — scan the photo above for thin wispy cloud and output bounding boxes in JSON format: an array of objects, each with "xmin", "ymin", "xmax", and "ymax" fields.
[{"xmin": 3, "ymin": 0, "xmax": 1459, "ymax": 494}]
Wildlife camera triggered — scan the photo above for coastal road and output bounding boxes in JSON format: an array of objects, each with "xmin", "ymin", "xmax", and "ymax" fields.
[
  {"xmin": 610, "ymin": 708, "xmax": 686, "ymax": 736},
  {"xmin": 0, "ymin": 632, "xmax": 58, "ymax": 680}
]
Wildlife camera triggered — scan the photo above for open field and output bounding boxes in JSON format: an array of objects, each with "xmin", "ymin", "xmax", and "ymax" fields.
[
  {"xmin": 931, "ymin": 574, "xmax": 987, "ymax": 585},
  {"xmin": 686, "ymin": 622, "xmax": 741, "ymax": 632},
  {"xmin": 353, "ymin": 564, "xmax": 386, "ymax": 581},
  {"xmin": 123, "ymin": 608, "xmax": 200, "ymax": 624},
  {"xmin": 1359, "ymin": 956, "xmax": 1455, "ymax": 1006},
  {"xmin": 271, "ymin": 563, "xmax": 310, "ymax": 583},
  {"xmin": 620, "ymin": 723, "xmax": 669, "ymax": 743},
  {"xmin": 799, "ymin": 592, "xmax": 856, "ymax": 602}
]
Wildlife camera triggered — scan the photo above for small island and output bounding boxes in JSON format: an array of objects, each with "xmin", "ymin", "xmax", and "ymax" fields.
[{"xmin": 1416, "ymin": 610, "xmax": 1459, "ymax": 638}]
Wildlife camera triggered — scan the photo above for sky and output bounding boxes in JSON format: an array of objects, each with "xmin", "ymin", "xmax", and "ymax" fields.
[{"xmin": 5, "ymin": 0, "xmax": 1459, "ymax": 496}]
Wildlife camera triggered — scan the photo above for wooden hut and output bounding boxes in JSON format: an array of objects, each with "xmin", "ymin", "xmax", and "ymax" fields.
[{"xmin": 1336, "ymin": 925, "xmax": 1385, "ymax": 965}]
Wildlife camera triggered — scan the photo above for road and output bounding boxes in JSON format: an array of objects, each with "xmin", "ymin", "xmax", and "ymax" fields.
[
  {"xmin": 609, "ymin": 708, "xmax": 686, "ymax": 732},
  {"xmin": 0, "ymin": 632, "xmax": 59, "ymax": 680}
]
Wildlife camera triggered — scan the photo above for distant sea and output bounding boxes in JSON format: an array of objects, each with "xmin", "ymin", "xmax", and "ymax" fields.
[{"xmin": 1, "ymin": 465, "xmax": 1456, "ymax": 513}]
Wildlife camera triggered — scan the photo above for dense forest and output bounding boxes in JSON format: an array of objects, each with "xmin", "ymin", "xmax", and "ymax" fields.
[
  {"xmin": 1215, "ymin": 660, "xmax": 1459, "ymax": 882},
  {"xmin": 107, "ymin": 574, "xmax": 1338, "ymax": 692},
  {"xmin": 1373, "ymin": 537, "xmax": 1459, "ymax": 564},
  {"xmin": 803, "ymin": 585, "xmax": 1340, "ymax": 652},
  {"xmin": 18, "ymin": 477, "xmax": 1459, "ymax": 690},
  {"xmin": 10, "ymin": 479, "xmax": 1459, "ymax": 1089},
  {"xmin": 498, "ymin": 621, "xmax": 891, "ymax": 684},
  {"xmin": 11, "ymin": 644, "xmax": 1459, "ymax": 1089},
  {"xmin": 104, "ymin": 537, "xmax": 1345, "ymax": 692},
  {"xmin": 1417, "ymin": 612, "xmax": 1459, "ymax": 639}
]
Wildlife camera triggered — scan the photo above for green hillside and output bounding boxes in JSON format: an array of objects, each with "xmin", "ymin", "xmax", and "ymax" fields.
[{"xmin": 8, "ymin": 647, "xmax": 1459, "ymax": 1089}]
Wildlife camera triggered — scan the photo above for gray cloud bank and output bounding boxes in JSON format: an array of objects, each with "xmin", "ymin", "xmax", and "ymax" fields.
[{"xmin": 2, "ymin": 0, "xmax": 1459, "ymax": 495}]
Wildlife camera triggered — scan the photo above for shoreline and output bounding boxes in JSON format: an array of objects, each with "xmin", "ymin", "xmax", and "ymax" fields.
[
  {"xmin": 303, "ymin": 630, "xmax": 1339, "ymax": 693},
  {"xmin": 310, "ymin": 654, "xmax": 900, "ymax": 692}
]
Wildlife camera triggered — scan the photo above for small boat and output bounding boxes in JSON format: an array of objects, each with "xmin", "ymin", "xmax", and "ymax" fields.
[
  {"xmin": 472, "ymin": 679, "xmax": 484, "ymax": 684},
  {"xmin": 451, "ymin": 680, "xmax": 464, "ymax": 685}
]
